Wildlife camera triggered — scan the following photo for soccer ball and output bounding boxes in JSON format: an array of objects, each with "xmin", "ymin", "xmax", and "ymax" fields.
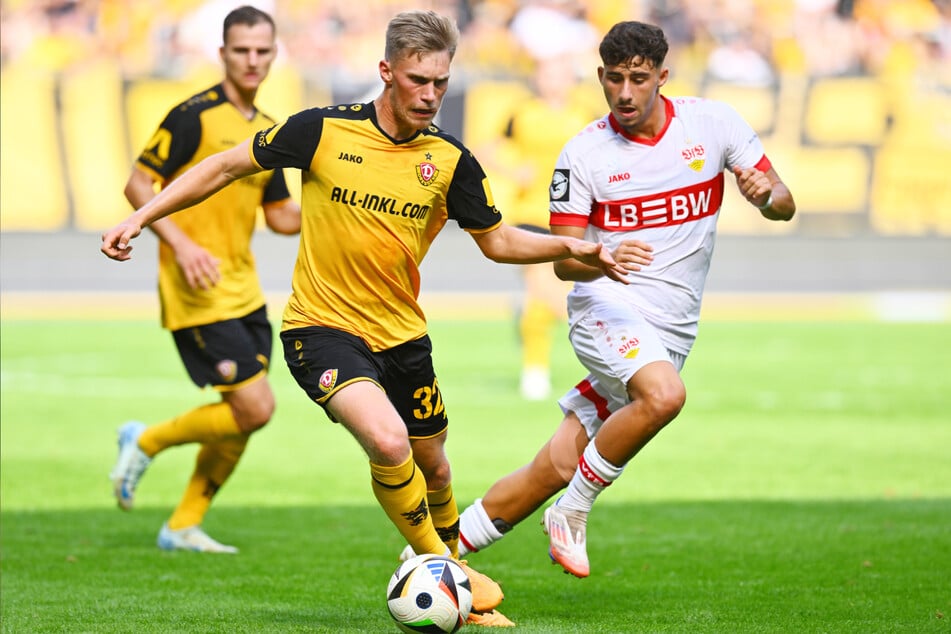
[{"xmin": 386, "ymin": 554, "xmax": 472, "ymax": 633}]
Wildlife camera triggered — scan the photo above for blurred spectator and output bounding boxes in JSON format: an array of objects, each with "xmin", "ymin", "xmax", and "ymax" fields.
[
  {"xmin": 705, "ymin": 26, "xmax": 775, "ymax": 85},
  {"xmin": 793, "ymin": 0, "xmax": 869, "ymax": 75},
  {"xmin": 12, "ymin": 0, "xmax": 100, "ymax": 72},
  {"xmin": 509, "ymin": 0, "xmax": 598, "ymax": 69}
]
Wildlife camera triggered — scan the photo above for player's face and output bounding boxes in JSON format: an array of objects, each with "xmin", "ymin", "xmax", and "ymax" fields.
[
  {"xmin": 598, "ymin": 58, "xmax": 668, "ymax": 136},
  {"xmin": 380, "ymin": 50, "xmax": 451, "ymax": 138},
  {"xmin": 220, "ymin": 23, "xmax": 276, "ymax": 95}
]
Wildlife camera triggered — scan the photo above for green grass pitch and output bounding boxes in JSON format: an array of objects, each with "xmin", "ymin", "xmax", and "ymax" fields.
[{"xmin": 1, "ymin": 317, "xmax": 949, "ymax": 632}]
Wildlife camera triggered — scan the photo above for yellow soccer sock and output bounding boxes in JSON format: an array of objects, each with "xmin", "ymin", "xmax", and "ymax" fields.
[
  {"xmin": 370, "ymin": 455, "xmax": 445, "ymax": 556},
  {"xmin": 426, "ymin": 483, "xmax": 460, "ymax": 558},
  {"xmin": 138, "ymin": 402, "xmax": 242, "ymax": 457},
  {"xmin": 167, "ymin": 434, "xmax": 249, "ymax": 530},
  {"xmin": 520, "ymin": 298, "xmax": 555, "ymax": 370}
]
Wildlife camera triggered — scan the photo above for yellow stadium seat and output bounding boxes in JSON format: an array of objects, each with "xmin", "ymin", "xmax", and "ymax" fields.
[
  {"xmin": 462, "ymin": 80, "xmax": 531, "ymax": 148},
  {"xmin": 703, "ymin": 81, "xmax": 778, "ymax": 135},
  {"xmin": 871, "ymin": 143, "xmax": 951, "ymax": 236},
  {"xmin": 0, "ymin": 64, "xmax": 69, "ymax": 230},
  {"xmin": 803, "ymin": 76, "xmax": 889, "ymax": 146},
  {"xmin": 60, "ymin": 59, "xmax": 134, "ymax": 230},
  {"xmin": 782, "ymin": 145, "xmax": 870, "ymax": 214}
]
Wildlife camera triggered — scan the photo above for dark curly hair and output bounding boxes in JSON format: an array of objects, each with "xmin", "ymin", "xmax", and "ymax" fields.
[{"xmin": 599, "ymin": 21, "xmax": 669, "ymax": 69}]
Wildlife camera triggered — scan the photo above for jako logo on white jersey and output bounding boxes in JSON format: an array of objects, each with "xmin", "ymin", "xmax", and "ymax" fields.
[{"xmin": 591, "ymin": 173, "xmax": 724, "ymax": 230}]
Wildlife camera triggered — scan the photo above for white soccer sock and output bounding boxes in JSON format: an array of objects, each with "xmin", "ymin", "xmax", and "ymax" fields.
[
  {"xmin": 457, "ymin": 498, "xmax": 505, "ymax": 556},
  {"xmin": 557, "ymin": 440, "xmax": 625, "ymax": 513}
]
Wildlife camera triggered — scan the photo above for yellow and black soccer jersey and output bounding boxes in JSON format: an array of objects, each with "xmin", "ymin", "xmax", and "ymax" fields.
[
  {"xmin": 134, "ymin": 83, "xmax": 291, "ymax": 331},
  {"xmin": 249, "ymin": 102, "xmax": 502, "ymax": 351}
]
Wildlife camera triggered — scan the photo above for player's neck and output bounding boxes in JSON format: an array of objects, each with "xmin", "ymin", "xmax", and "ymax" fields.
[
  {"xmin": 373, "ymin": 95, "xmax": 418, "ymax": 141},
  {"xmin": 222, "ymin": 80, "xmax": 258, "ymax": 120}
]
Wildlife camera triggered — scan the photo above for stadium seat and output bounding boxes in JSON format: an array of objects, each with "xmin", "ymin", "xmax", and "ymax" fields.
[
  {"xmin": 0, "ymin": 63, "xmax": 69, "ymax": 230},
  {"xmin": 802, "ymin": 76, "xmax": 889, "ymax": 146},
  {"xmin": 871, "ymin": 143, "xmax": 951, "ymax": 236},
  {"xmin": 782, "ymin": 145, "xmax": 870, "ymax": 214},
  {"xmin": 60, "ymin": 59, "xmax": 134, "ymax": 230}
]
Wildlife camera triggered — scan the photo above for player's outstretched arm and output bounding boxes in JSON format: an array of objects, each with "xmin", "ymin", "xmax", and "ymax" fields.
[
  {"xmin": 550, "ymin": 226, "xmax": 653, "ymax": 283},
  {"xmin": 470, "ymin": 222, "xmax": 629, "ymax": 283},
  {"xmin": 101, "ymin": 141, "xmax": 260, "ymax": 261}
]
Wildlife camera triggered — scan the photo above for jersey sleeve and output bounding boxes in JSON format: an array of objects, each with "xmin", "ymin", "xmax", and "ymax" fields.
[
  {"xmin": 262, "ymin": 168, "xmax": 292, "ymax": 203},
  {"xmin": 250, "ymin": 108, "xmax": 323, "ymax": 171},
  {"xmin": 136, "ymin": 106, "xmax": 202, "ymax": 180},
  {"xmin": 713, "ymin": 101, "xmax": 771, "ymax": 173},
  {"xmin": 446, "ymin": 149, "xmax": 502, "ymax": 232}
]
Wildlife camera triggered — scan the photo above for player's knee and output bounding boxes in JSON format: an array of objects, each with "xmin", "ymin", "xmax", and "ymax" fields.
[
  {"xmin": 230, "ymin": 389, "xmax": 275, "ymax": 433},
  {"xmin": 548, "ymin": 433, "xmax": 582, "ymax": 485},
  {"xmin": 421, "ymin": 460, "xmax": 451, "ymax": 490},
  {"xmin": 642, "ymin": 381, "xmax": 686, "ymax": 430}
]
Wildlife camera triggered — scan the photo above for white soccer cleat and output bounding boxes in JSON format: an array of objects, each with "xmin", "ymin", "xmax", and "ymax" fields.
[
  {"xmin": 157, "ymin": 523, "xmax": 238, "ymax": 554},
  {"xmin": 398, "ymin": 544, "xmax": 417, "ymax": 562},
  {"xmin": 542, "ymin": 504, "xmax": 590, "ymax": 578},
  {"xmin": 520, "ymin": 367, "xmax": 551, "ymax": 401},
  {"xmin": 109, "ymin": 421, "xmax": 151, "ymax": 511}
]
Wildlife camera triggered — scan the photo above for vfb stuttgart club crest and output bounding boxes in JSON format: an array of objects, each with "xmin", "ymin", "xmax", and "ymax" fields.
[{"xmin": 416, "ymin": 161, "xmax": 438, "ymax": 186}]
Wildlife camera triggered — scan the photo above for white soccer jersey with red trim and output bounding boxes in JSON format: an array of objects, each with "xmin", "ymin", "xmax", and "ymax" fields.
[{"xmin": 550, "ymin": 96, "xmax": 771, "ymax": 355}]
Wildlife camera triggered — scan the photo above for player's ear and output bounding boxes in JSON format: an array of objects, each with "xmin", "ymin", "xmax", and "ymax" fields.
[
  {"xmin": 379, "ymin": 60, "xmax": 393, "ymax": 85},
  {"xmin": 657, "ymin": 67, "xmax": 669, "ymax": 89}
]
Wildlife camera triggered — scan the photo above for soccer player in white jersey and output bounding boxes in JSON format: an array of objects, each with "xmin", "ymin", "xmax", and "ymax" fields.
[{"xmin": 408, "ymin": 20, "xmax": 797, "ymax": 578}]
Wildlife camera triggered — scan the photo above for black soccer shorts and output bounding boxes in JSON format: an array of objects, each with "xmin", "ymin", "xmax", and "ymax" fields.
[
  {"xmin": 172, "ymin": 305, "xmax": 272, "ymax": 391},
  {"xmin": 281, "ymin": 326, "xmax": 449, "ymax": 438}
]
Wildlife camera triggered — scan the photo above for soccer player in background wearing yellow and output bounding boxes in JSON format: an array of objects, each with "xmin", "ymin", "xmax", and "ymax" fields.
[
  {"xmin": 109, "ymin": 5, "xmax": 301, "ymax": 554},
  {"xmin": 491, "ymin": 53, "xmax": 601, "ymax": 400},
  {"xmin": 102, "ymin": 9, "xmax": 628, "ymax": 626}
]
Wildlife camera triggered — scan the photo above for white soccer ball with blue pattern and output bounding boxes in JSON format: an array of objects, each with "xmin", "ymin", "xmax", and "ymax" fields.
[{"xmin": 386, "ymin": 554, "xmax": 472, "ymax": 633}]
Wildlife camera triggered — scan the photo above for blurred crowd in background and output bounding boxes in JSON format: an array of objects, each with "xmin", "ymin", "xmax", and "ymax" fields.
[
  {"xmin": 1, "ymin": 0, "xmax": 950, "ymax": 236},
  {"xmin": 3, "ymin": 0, "xmax": 949, "ymax": 85}
]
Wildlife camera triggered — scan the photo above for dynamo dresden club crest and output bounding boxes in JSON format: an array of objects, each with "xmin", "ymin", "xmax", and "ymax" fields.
[{"xmin": 416, "ymin": 162, "xmax": 438, "ymax": 186}]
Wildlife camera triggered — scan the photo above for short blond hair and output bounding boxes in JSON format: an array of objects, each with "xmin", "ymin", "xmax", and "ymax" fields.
[{"xmin": 384, "ymin": 10, "xmax": 459, "ymax": 62}]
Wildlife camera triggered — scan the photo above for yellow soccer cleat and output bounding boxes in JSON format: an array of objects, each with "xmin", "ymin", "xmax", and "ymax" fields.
[
  {"xmin": 456, "ymin": 559, "xmax": 504, "ymax": 613},
  {"xmin": 467, "ymin": 608, "xmax": 516, "ymax": 627}
]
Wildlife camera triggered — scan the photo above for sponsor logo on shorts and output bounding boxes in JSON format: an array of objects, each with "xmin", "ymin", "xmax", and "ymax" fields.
[
  {"xmin": 617, "ymin": 337, "xmax": 640, "ymax": 359},
  {"xmin": 216, "ymin": 360, "xmax": 238, "ymax": 383},
  {"xmin": 318, "ymin": 368, "xmax": 338, "ymax": 393}
]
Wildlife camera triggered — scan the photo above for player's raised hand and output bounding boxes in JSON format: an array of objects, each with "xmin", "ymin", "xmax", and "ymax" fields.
[{"xmin": 101, "ymin": 220, "xmax": 143, "ymax": 261}]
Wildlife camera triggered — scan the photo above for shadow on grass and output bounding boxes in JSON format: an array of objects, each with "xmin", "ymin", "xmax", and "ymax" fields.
[{"xmin": 1, "ymin": 500, "xmax": 948, "ymax": 633}]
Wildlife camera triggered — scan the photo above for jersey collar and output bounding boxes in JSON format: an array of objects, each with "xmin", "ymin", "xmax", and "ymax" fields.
[{"xmin": 608, "ymin": 95, "xmax": 674, "ymax": 146}]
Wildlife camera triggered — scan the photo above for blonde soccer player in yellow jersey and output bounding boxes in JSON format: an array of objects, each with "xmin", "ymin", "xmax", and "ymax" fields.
[
  {"xmin": 102, "ymin": 10, "xmax": 630, "ymax": 626},
  {"xmin": 108, "ymin": 6, "xmax": 301, "ymax": 553}
]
